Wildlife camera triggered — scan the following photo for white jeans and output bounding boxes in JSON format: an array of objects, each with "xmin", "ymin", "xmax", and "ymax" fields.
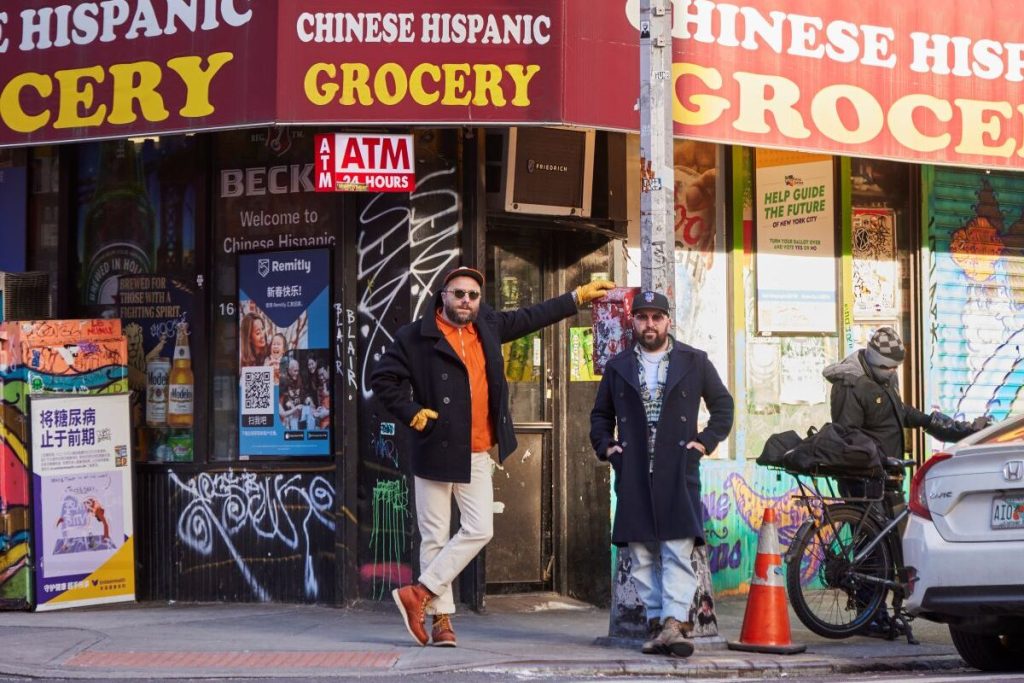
[
  {"xmin": 415, "ymin": 451, "xmax": 494, "ymax": 615},
  {"xmin": 628, "ymin": 538, "xmax": 698, "ymax": 623}
]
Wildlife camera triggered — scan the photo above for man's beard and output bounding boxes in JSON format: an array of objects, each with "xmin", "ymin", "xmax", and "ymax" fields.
[
  {"xmin": 637, "ymin": 328, "xmax": 668, "ymax": 351},
  {"xmin": 444, "ymin": 299, "xmax": 477, "ymax": 325}
]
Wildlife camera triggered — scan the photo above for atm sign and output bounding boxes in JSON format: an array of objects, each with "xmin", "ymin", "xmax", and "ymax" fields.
[{"xmin": 315, "ymin": 133, "xmax": 416, "ymax": 193}]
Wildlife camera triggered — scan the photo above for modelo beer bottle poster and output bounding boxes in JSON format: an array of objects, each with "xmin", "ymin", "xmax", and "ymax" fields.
[{"xmin": 238, "ymin": 248, "xmax": 331, "ymax": 457}]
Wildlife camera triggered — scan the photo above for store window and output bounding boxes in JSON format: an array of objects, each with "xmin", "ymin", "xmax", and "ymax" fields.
[
  {"xmin": 27, "ymin": 146, "xmax": 62, "ymax": 312},
  {"xmin": 738, "ymin": 150, "xmax": 914, "ymax": 458},
  {"xmin": 211, "ymin": 128, "xmax": 343, "ymax": 461},
  {"xmin": 72, "ymin": 136, "xmax": 207, "ymax": 463}
]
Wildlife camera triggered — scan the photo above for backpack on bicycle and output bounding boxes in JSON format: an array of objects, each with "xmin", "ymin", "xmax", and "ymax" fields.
[{"xmin": 757, "ymin": 422, "xmax": 884, "ymax": 478}]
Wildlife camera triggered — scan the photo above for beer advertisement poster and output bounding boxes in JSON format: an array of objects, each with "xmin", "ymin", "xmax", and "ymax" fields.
[
  {"xmin": 238, "ymin": 248, "xmax": 331, "ymax": 457},
  {"xmin": 30, "ymin": 393, "xmax": 135, "ymax": 611},
  {"xmin": 75, "ymin": 138, "xmax": 201, "ymax": 316},
  {"xmin": 117, "ymin": 276, "xmax": 197, "ymax": 462}
]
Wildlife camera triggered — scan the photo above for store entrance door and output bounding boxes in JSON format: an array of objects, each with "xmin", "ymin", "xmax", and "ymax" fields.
[{"xmin": 485, "ymin": 232, "xmax": 554, "ymax": 592}]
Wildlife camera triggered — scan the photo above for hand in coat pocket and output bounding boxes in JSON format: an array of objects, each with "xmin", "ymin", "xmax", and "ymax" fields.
[{"xmin": 606, "ymin": 443, "xmax": 623, "ymax": 469}]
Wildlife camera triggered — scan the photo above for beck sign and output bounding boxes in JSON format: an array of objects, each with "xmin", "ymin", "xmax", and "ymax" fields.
[{"xmin": 315, "ymin": 133, "xmax": 415, "ymax": 192}]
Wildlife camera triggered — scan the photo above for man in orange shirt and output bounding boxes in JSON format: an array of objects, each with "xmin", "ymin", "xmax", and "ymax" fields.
[{"xmin": 371, "ymin": 266, "xmax": 614, "ymax": 647}]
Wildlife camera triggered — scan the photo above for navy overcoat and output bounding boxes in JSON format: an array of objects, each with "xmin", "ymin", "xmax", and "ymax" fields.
[{"xmin": 590, "ymin": 341, "xmax": 734, "ymax": 546}]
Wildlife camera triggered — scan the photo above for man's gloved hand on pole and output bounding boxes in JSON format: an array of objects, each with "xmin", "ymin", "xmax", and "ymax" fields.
[
  {"xmin": 575, "ymin": 280, "xmax": 617, "ymax": 307},
  {"xmin": 409, "ymin": 408, "xmax": 439, "ymax": 432}
]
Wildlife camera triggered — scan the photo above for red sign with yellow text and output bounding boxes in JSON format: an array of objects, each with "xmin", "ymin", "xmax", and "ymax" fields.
[
  {"xmin": 276, "ymin": 1, "xmax": 563, "ymax": 125},
  {"xmin": 0, "ymin": 1, "xmax": 277, "ymax": 147},
  {"xmin": 565, "ymin": 0, "xmax": 1024, "ymax": 169}
]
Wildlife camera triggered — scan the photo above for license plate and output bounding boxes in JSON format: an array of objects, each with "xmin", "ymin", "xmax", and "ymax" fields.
[{"xmin": 991, "ymin": 497, "xmax": 1024, "ymax": 529}]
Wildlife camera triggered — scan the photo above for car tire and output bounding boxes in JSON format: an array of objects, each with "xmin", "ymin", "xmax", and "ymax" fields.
[{"xmin": 949, "ymin": 625, "xmax": 1024, "ymax": 671}]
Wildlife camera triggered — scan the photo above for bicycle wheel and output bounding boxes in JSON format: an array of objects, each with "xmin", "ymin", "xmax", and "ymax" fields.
[{"xmin": 785, "ymin": 504, "xmax": 893, "ymax": 638}]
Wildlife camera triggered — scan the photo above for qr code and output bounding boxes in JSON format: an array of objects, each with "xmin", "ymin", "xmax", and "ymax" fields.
[{"xmin": 240, "ymin": 367, "xmax": 274, "ymax": 415}]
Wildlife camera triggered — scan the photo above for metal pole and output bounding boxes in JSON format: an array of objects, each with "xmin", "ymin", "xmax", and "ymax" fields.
[
  {"xmin": 601, "ymin": 0, "xmax": 724, "ymax": 648},
  {"xmin": 639, "ymin": 0, "xmax": 675, "ymax": 306}
]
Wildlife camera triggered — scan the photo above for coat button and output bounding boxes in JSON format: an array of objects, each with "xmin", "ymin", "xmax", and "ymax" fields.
[
  {"xmin": 443, "ymin": 397, "xmax": 450, "ymax": 404},
  {"xmin": 681, "ymin": 415, "xmax": 687, "ymax": 422},
  {"xmin": 442, "ymin": 441, "xmax": 448, "ymax": 447},
  {"xmin": 682, "ymin": 391, "xmax": 687, "ymax": 398},
  {"xmin": 679, "ymin": 440, "xmax": 686, "ymax": 447},
  {"xmin": 618, "ymin": 392, "xmax": 624, "ymax": 398},
  {"xmin": 621, "ymin": 441, "xmax": 628, "ymax": 447},
  {"xmin": 442, "ymin": 373, "xmax": 448, "ymax": 380},
  {"xmin": 621, "ymin": 417, "xmax": 628, "ymax": 423}
]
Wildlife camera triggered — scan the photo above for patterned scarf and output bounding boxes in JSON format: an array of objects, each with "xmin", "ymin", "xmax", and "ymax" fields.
[{"xmin": 635, "ymin": 342, "xmax": 671, "ymax": 473}]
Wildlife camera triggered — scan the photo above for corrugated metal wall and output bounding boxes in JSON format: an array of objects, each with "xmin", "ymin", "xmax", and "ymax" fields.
[
  {"xmin": 926, "ymin": 167, "xmax": 1024, "ymax": 427},
  {"xmin": 135, "ymin": 467, "xmax": 336, "ymax": 603}
]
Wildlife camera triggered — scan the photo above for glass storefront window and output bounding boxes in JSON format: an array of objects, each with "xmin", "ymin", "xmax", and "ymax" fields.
[{"xmin": 72, "ymin": 137, "xmax": 206, "ymax": 463}]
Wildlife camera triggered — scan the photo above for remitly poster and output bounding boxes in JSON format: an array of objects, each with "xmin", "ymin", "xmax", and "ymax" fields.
[{"xmin": 238, "ymin": 248, "xmax": 331, "ymax": 457}]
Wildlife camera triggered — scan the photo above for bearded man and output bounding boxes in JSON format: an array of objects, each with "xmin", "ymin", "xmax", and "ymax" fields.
[
  {"xmin": 590, "ymin": 290, "xmax": 734, "ymax": 658},
  {"xmin": 371, "ymin": 266, "xmax": 614, "ymax": 648}
]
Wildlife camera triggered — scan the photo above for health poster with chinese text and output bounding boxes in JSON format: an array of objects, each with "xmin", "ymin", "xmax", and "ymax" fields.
[
  {"xmin": 30, "ymin": 393, "xmax": 134, "ymax": 610},
  {"xmin": 238, "ymin": 248, "xmax": 331, "ymax": 457}
]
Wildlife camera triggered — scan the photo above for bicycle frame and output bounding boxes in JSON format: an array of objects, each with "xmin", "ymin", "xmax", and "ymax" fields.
[{"xmin": 783, "ymin": 465, "xmax": 919, "ymax": 643}]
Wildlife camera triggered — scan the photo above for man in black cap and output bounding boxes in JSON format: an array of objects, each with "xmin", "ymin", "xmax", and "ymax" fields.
[
  {"xmin": 371, "ymin": 266, "xmax": 614, "ymax": 648},
  {"xmin": 590, "ymin": 290, "xmax": 734, "ymax": 657},
  {"xmin": 823, "ymin": 325, "xmax": 989, "ymax": 466}
]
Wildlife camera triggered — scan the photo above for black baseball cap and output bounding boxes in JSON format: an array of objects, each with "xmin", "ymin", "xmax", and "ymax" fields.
[
  {"xmin": 443, "ymin": 266, "xmax": 484, "ymax": 287},
  {"xmin": 633, "ymin": 290, "xmax": 670, "ymax": 314}
]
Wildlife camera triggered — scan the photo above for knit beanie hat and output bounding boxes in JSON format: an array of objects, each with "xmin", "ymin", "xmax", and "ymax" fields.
[{"xmin": 867, "ymin": 326, "xmax": 905, "ymax": 365}]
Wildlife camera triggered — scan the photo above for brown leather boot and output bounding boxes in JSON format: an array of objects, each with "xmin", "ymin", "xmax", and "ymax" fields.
[
  {"xmin": 392, "ymin": 583, "xmax": 433, "ymax": 646},
  {"xmin": 431, "ymin": 613, "xmax": 457, "ymax": 647},
  {"xmin": 641, "ymin": 617, "xmax": 663, "ymax": 654},
  {"xmin": 653, "ymin": 617, "xmax": 694, "ymax": 658}
]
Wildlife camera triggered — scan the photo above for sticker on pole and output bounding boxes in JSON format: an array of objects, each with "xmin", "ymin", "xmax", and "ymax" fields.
[{"xmin": 315, "ymin": 133, "xmax": 415, "ymax": 193}]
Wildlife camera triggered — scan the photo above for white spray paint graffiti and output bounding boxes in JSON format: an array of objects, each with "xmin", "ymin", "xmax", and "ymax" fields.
[
  {"xmin": 357, "ymin": 167, "xmax": 460, "ymax": 398},
  {"xmin": 170, "ymin": 471, "xmax": 336, "ymax": 600}
]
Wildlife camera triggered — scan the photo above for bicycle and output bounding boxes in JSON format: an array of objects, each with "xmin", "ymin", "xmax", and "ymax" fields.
[{"xmin": 780, "ymin": 457, "xmax": 919, "ymax": 643}]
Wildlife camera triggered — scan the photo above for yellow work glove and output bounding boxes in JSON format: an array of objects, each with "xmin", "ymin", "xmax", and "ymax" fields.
[
  {"xmin": 575, "ymin": 279, "xmax": 616, "ymax": 306},
  {"xmin": 409, "ymin": 408, "xmax": 439, "ymax": 432}
]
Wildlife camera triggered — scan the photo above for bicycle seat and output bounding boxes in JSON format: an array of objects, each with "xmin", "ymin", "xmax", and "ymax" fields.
[{"xmin": 883, "ymin": 457, "xmax": 908, "ymax": 472}]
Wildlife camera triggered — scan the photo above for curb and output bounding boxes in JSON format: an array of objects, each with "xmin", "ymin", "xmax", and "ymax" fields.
[{"xmin": 475, "ymin": 654, "xmax": 966, "ymax": 679}]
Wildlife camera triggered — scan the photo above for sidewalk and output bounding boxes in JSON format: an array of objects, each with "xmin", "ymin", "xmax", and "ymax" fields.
[{"xmin": 0, "ymin": 593, "xmax": 964, "ymax": 679}]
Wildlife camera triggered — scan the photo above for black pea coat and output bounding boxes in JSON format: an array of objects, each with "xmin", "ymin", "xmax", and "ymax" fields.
[
  {"xmin": 590, "ymin": 341, "xmax": 734, "ymax": 546},
  {"xmin": 370, "ymin": 290, "xmax": 576, "ymax": 483}
]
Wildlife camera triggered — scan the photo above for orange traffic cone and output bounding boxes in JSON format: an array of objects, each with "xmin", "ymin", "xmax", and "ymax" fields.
[{"xmin": 727, "ymin": 508, "xmax": 806, "ymax": 654}]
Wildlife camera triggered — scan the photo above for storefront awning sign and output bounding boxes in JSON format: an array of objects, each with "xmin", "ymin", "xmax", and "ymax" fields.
[
  {"xmin": 314, "ymin": 133, "xmax": 415, "ymax": 193},
  {"xmin": 5, "ymin": 0, "xmax": 1024, "ymax": 170}
]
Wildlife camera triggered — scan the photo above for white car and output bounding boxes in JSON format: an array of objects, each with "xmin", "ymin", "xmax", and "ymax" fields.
[{"xmin": 903, "ymin": 415, "xmax": 1024, "ymax": 672}]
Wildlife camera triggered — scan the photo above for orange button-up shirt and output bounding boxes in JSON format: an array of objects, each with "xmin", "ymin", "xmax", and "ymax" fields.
[{"xmin": 436, "ymin": 312, "xmax": 495, "ymax": 452}]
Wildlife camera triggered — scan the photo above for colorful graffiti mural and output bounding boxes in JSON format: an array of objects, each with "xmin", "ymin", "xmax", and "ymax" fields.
[
  {"xmin": 926, "ymin": 169, "xmax": 1024, "ymax": 429},
  {"xmin": 0, "ymin": 319, "xmax": 128, "ymax": 608}
]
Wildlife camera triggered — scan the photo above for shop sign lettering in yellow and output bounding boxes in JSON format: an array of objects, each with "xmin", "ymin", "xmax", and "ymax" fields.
[
  {"xmin": 278, "ymin": 7, "xmax": 562, "ymax": 123},
  {"xmin": 0, "ymin": 54, "xmax": 233, "ymax": 134},
  {"xmin": 0, "ymin": 0, "xmax": 272, "ymax": 146},
  {"xmin": 303, "ymin": 62, "xmax": 540, "ymax": 109},
  {"xmin": 652, "ymin": 0, "xmax": 1024, "ymax": 169}
]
